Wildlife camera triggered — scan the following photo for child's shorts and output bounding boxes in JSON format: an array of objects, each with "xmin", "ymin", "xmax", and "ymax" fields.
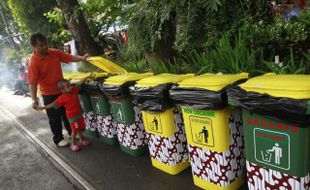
[{"xmin": 70, "ymin": 117, "xmax": 86, "ymax": 133}]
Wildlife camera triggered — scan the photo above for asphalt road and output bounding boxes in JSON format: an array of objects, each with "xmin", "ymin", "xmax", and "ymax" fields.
[
  {"xmin": 0, "ymin": 106, "xmax": 75, "ymax": 190},
  {"xmin": 0, "ymin": 87, "xmax": 248, "ymax": 190}
]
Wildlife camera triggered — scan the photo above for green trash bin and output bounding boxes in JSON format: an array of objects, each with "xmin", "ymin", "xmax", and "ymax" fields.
[
  {"xmin": 228, "ymin": 74, "xmax": 310, "ymax": 190},
  {"xmin": 77, "ymin": 93, "xmax": 98, "ymax": 137},
  {"xmin": 90, "ymin": 95, "xmax": 110, "ymax": 116},
  {"xmin": 109, "ymin": 96, "xmax": 135, "ymax": 125},
  {"xmin": 82, "ymin": 78, "xmax": 108, "ymax": 138},
  {"xmin": 78, "ymin": 94, "xmax": 92, "ymax": 112},
  {"xmin": 101, "ymin": 73, "xmax": 153, "ymax": 156},
  {"xmin": 89, "ymin": 94, "xmax": 118, "ymax": 144}
]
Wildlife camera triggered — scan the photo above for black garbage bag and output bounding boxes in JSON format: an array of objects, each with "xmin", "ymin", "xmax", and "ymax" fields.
[
  {"xmin": 129, "ymin": 84, "xmax": 174, "ymax": 112},
  {"xmin": 80, "ymin": 82, "xmax": 103, "ymax": 95},
  {"xmin": 169, "ymin": 86, "xmax": 227, "ymax": 110},
  {"xmin": 227, "ymin": 86, "xmax": 310, "ymax": 126},
  {"xmin": 100, "ymin": 81, "xmax": 136, "ymax": 98},
  {"xmin": 80, "ymin": 76, "xmax": 107, "ymax": 95}
]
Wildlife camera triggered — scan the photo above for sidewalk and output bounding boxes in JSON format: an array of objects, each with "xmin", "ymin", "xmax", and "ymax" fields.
[
  {"xmin": 0, "ymin": 87, "xmax": 198, "ymax": 190},
  {"xmin": 0, "ymin": 106, "xmax": 74, "ymax": 190},
  {"xmin": 0, "ymin": 87, "xmax": 248, "ymax": 190}
]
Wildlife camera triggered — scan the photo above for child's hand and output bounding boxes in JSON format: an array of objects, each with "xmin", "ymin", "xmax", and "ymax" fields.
[
  {"xmin": 37, "ymin": 107, "xmax": 45, "ymax": 111},
  {"xmin": 89, "ymin": 73, "xmax": 95, "ymax": 79}
]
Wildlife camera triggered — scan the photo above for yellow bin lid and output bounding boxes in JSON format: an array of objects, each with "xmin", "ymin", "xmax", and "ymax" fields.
[
  {"xmin": 86, "ymin": 56, "xmax": 127, "ymax": 74},
  {"xmin": 64, "ymin": 72, "xmax": 107, "ymax": 81},
  {"xmin": 104, "ymin": 73, "xmax": 153, "ymax": 85},
  {"xmin": 240, "ymin": 73, "xmax": 310, "ymax": 99},
  {"xmin": 135, "ymin": 73, "xmax": 194, "ymax": 87},
  {"xmin": 178, "ymin": 73, "xmax": 249, "ymax": 91}
]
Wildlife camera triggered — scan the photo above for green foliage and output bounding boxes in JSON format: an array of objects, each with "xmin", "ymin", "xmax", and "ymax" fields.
[
  {"xmin": 122, "ymin": 58, "xmax": 149, "ymax": 73},
  {"xmin": 127, "ymin": 1, "xmax": 176, "ymax": 53},
  {"xmin": 0, "ymin": 1, "xmax": 23, "ymax": 49},
  {"xmin": 126, "ymin": 0, "xmax": 272, "ymax": 59},
  {"xmin": 263, "ymin": 49, "xmax": 309, "ymax": 74},
  {"xmin": 44, "ymin": 7, "xmax": 65, "ymax": 26},
  {"xmin": 8, "ymin": 0, "xmax": 59, "ymax": 38},
  {"xmin": 44, "ymin": 0, "xmax": 129, "ymax": 51},
  {"xmin": 121, "ymin": 34, "xmax": 310, "ymax": 75},
  {"xmin": 44, "ymin": 7, "xmax": 72, "ymax": 45},
  {"xmin": 241, "ymin": 17, "xmax": 309, "ymax": 50},
  {"xmin": 81, "ymin": 0, "xmax": 124, "ymax": 34}
]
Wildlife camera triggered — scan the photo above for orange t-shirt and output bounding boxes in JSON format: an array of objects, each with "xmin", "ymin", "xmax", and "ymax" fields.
[{"xmin": 28, "ymin": 49, "xmax": 71, "ymax": 95}]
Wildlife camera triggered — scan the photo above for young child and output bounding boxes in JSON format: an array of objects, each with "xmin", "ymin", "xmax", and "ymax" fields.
[{"xmin": 38, "ymin": 75, "xmax": 91, "ymax": 152}]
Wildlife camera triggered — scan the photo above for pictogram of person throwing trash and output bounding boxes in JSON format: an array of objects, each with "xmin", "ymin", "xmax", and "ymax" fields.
[
  {"xmin": 199, "ymin": 126, "xmax": 209, "ymax": 143},
  {"xmin": 96, "ymin": 102, "xmax": 101, "ymax": 114},
  {"xmin": 117, "ymin": 108, "xmax": 123, "ymax": 121},
  {"xmin": 150, "ymin": 116, "xmax": 159, "ymax": 131},
  {"xmin": 267, "ymin": 143, "xmax": 282, "ymax": 165}
]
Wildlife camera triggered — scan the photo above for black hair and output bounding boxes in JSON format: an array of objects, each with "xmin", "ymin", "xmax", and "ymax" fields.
[
  {"xmin": 56, "ymin": 79, "xmax": 69, "ymax": 89},
  {"xmin": 30, "ymin": 33, "xmax": 47, "ymax": 47}
]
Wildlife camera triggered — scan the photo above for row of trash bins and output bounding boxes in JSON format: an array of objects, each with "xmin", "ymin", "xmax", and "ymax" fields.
[{"xmin": 64, "ymin": 58, "xmax": 309, "ymax": 190}]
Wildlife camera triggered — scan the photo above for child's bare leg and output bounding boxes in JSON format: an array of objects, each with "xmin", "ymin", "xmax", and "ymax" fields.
[
  {"xmin": 78, "ymin": 129, "xmax": 90, "ymax": 146},
  {"xmin": 70, "ymin": 131, "xmax": 81, "ymax": 152},
  {"xmin": 77, "ymin": 129, "xmax": 83, "ymax": 142},
  {"xmin": 71, "ymin": 132, "xmax": 77, "ymax": 146}
]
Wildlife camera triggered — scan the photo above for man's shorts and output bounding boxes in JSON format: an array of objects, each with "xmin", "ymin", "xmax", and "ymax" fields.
[{"xmin": 70, "ymin": 117, "xmax": 86, "ymax": 133}]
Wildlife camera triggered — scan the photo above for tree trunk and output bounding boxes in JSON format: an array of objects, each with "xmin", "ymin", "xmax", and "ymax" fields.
[
  {"xmin": 56, "ymin": 0, "xmax": 102, "ymax": 55},
  {"xmin": 0, "ymin": 3, "xmax": 18, "ymax": 51}
]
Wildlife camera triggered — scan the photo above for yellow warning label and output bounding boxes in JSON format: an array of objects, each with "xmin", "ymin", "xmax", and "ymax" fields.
[
  {"xmin": 145, "ymin": 113, "xmax": 163, "ymax": 134},
  {"xmin": 190, "ymin": 116, "xmax": 214, "ymax": 147},
  {"xmin": 182, "ymin": 107, "xmax": 233, "ymax": 152},
  {"xmin": 142, "ymin": 108, "xmax": 176, "ymax": 138}
]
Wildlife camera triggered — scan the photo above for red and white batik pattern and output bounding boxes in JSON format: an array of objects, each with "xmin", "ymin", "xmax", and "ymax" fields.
[
  {"xmin": 97, "ymin": 114, "xmax": 117, "ymax": 139},
  {"xmin": 188, "ymin": 112, "xmax": 245, "ymax": 187},
  {"xmin": 147, "ymin": 107, "xmax": 189, "ymax": 166},
  {"xmin": 83, "ymin": 111, "xmax": 97, "ymax": 132},
  {"xmin": 247, "ymin": 161, "xmax": 310, "ymax": 190},
  {"xmin": 115, "ymin": 107, "xmax": 147, "ymax": 149}
]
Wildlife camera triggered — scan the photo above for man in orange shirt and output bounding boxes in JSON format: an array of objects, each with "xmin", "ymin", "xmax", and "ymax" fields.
[{"xmin": 28, "ymin": 33, "xmax": 89, "ymax": 147}]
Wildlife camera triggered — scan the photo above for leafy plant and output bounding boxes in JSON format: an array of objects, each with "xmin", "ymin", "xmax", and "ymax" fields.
[
  {"xmin": 263, "ymin": 48, "xmax": 309, "ymax": 74},
  {"xmin": 199, "ymin": 34, "xmax": 259, "ymax": 74},
  {"xmin": 122, "ymin": 58, "xmax": 149, "ymax": 73}
]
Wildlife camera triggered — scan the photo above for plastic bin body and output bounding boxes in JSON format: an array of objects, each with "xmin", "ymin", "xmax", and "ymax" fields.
[
  {"xmin": 96, "ymin": 114, "xmax": 118, "ymax": 145},
  {"xmin": 90, "ymin": 94, "xmax": 118, "ymax": 144},
  {"xmin": 103, "ymin": 73, "xmax": 152, "ymax": 155},
  {"xmin": 90, "ymin": 95, "xmax": 110, "ymax": 116},
  {"xmin": 78, "ymin": 94, "xmax": 97, "ymax": 137},
  {"xmin": 133, "ymin": 74, "xmax": 194, "ymax": 174},
  {"xmin": 170, "ymin": 73, "xmax": 249, "ymax": 189},
  {"xmin": 111, "ymin": 99, "xmax": 148, "ymax": 156},
  {"xmin": 78, "ymin": 94, "xmax": 92, "ymax": 112},
  {"xmin": 228, "ymin": 74, "xmax": 310, "ymax": 190},
  {"xmin": 242, "ymin": 109, "xmax": 310, "ymax": 190},
  {"xmin": 142, "ymin": 107, "xmax": 190, "ymax": 175},
  {"xmin": 110, "ymin": 97, "xmax": 135, "ymax": 125},
  {"xmin": 182, "ymin": 106, "xmax": 246, "ymax": 190},
  {"xmin": 115, "ymin": 106, "xmax": 148, "ymax": 156},
  {"xmin": 83, "ymin": 111, "xmax": 98, "ymax": 137}
]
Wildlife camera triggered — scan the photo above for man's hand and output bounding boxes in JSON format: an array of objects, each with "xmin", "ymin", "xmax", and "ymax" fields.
[
  {"xmin": 70, "ymin": 53, "xmax": 90, "ymax": 62},
  {"xmin": 32, "ymin": 99, "xmax": 39, "ymax": 110},
  {"xmin": 82, "ymin": 53, "xmax": 89, "ymax": 61}
]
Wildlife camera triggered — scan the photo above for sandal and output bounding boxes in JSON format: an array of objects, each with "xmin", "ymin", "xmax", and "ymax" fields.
[
  {"xmin": 71, "ymin": 144, "xmax": 80, "ymax": 152},
  {"xmin": 79, "ymin": 140, "xmax": 90, "ymax": 146}
]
